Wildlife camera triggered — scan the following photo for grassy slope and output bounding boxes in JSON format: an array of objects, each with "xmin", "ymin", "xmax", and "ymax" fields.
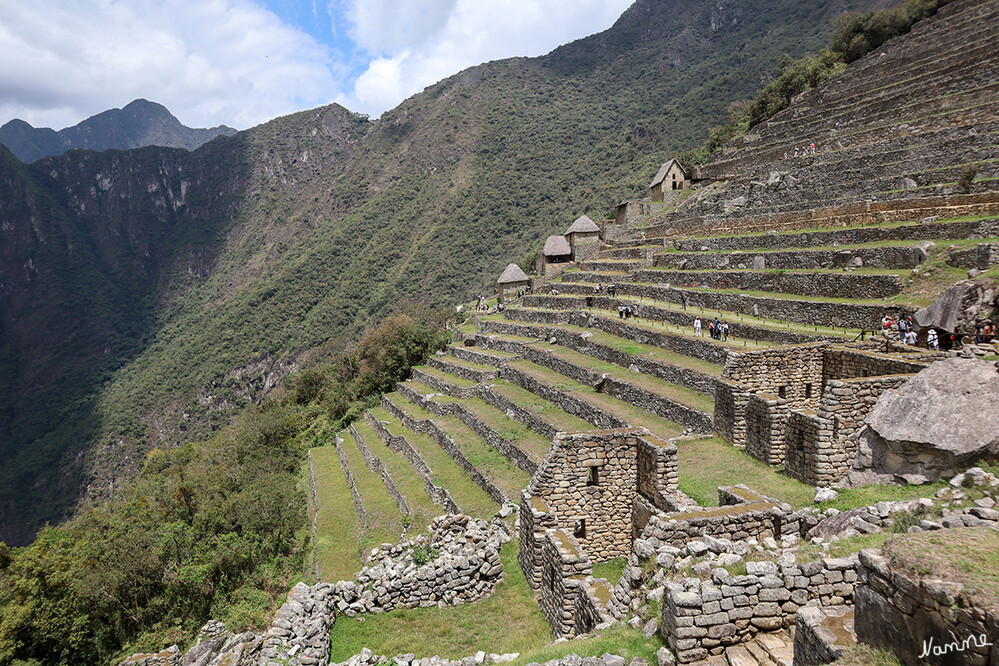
[{"xmin": 309, "ymin": 447, "xmax": 364, "ymax": 581}]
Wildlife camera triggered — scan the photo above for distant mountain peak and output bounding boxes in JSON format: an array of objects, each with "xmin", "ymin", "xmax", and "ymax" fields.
[{"xmin": 0, "ymin": 99, "xmax": 237, "ymax": 162}]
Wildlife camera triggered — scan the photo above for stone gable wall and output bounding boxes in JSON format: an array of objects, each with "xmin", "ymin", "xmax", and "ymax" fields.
[
  {"xmin": 538, "ymin": 529, "xmax": 594, "ymax": 637},
  {"xmin": 721, "ymin": 345, "xmax": 824, "ymax": 404}
]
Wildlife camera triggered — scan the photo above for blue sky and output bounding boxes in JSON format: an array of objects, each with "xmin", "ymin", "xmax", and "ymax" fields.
[{"xmin": 0, "ymin": 0, "xmax": 633, "ymax": 131}]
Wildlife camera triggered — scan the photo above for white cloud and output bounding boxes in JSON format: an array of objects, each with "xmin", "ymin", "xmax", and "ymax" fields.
[
  {"xmin": 339, "ymin": 0, "xmax": 633, "ymax": 117},
  {"xmin": 0, "ymin": 0, "xmax": 342, "ymax": 130}
]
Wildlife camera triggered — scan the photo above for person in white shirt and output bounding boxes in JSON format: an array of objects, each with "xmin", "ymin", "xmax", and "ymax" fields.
[{"xmin": 693, "ymin": 317, "xmax": 702, "ymax": 337}]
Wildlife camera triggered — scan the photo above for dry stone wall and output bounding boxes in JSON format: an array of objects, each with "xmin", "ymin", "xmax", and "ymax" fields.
[
  {"xmin": 628, "ymin": 268, "xmax": 905, "ymax": 299},
  {"xmin": 744, "ymin": 393, "xmax": 790, "ymax": 466},
  {"xmin": 381, "ymin": 396, "xmax": 508, "ymax": 506},
  {"xmin": 366, "ymin": 410, "xmax": 462, "ymax": 515},
  {"xmin": 656, "ymin": 246, "xmax": 928, "ymax": 270},
  {"xmin": 334, "ymin": 437, "xmax": 367, "ymax": 528},
  {"xmin": 662, "ymin": 555, "xmax": 859, "ymax": 663},
  {"xmin": 612, "ymin": 282, "xmax": 912, "ymax": 330},
  {"xmin": 793, "ymin": 606, "xmax": 855, "ymax": 666},
  {"xmin": 947, "ymin": 242, "xmax": 999, "ymax": 270},
  {"xmin": 855, "ymin": 548, "xmax": 999, "ymax": 666},
  {"xmin": 350, "ymin": 424, "xmax": 410, "ymax": 516},
  {"xmin": 397, "ymin": 382, "xmax": 538, "ymax": 475},
  {"xmin": 428, "ymin": 355, "xmax": 498, "ymax": 383},
  {"xmin": 671, "ymin": 218, "xmax": 997, "ymax": 252}
]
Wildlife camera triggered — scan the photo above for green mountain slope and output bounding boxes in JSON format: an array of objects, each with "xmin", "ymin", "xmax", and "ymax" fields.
[{"xmin": 0, "ymin": 0, "xmax": 888, "ymax": 544}]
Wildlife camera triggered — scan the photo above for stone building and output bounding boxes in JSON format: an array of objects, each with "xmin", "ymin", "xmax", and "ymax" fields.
[
  {"xmin": 714, "ymin": 342, "xmax": 934, "ymax": 486},
  {"xmin": 564, "ymin": 215, "xmax": 601, "ymax": 261},
  {"xmin": 496, "ymin": 262, "xmax": 530, "ymax": 301},
  {"xmin": 649, "ymin": 159, "xmax": 688, "ymax": 200},
  {"xmin": 538, "ymin": 235, "xmax": 572, "ymax": 275},
  {"xmin": 519, "ymin": 428, "xmax": 680, "ymax": 636}
]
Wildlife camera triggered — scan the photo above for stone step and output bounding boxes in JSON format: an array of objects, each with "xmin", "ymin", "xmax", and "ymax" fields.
[
  {"xmin": 724, "ymin": 645, "xmax": 759, "ymax": 666},
  {"xmin": 755, "ymin": 630, "xmax": 794, "ymax": 666},
  {"xmin": 743, "ymin": 641, "xmax": 778, "ymax": 666}
]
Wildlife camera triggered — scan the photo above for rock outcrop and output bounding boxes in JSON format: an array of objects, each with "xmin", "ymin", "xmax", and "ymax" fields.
[
  {"xmin": 913, "ymin": 280, "xmax": 996, "ymax": 332},
  {"xmin": 856, "ymin": 358, "xmax": 999, "ymax": 481}
]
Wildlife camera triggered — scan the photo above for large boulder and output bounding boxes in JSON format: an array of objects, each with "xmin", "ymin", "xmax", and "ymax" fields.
[
  {"xmin": 913, "ymin": 280, "xmax": 996, "ymax": 332},
  {"xmin": 857, "ymin": 358, "xmax": 999, "ymax": 481}
]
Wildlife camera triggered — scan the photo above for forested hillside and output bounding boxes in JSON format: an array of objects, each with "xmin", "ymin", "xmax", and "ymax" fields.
[{"xmin": 0, "ymin": 0, "xmax": 889, "ymax": 545}]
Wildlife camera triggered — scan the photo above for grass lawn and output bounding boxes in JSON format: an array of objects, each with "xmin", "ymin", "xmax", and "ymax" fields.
[
  {"xmin": 592, "ymin": 557, "xmax": 627, "ymax": 584},
  {"xmin": 675, "ymin": 437, "xmax": 814, "ymax": 509},
  {"xmin": 821, "ymin": 481, "xmax": 948, "ymax": 513},
  {"xmin": 309, "ymin": 447, "xmax": 364, "ymax": 582},
  {"xmin": 884, "ymin": 527, "xmax": 999, "ymax": 614},
  {"xmin": 328, "ymin": 542, "xmax": 551, "ymax": 661}
]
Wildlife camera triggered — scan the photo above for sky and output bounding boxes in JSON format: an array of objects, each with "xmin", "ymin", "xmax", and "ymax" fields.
[{"xmin": 0, "ymin": 0, "xmax": 633, "ymax": 131}]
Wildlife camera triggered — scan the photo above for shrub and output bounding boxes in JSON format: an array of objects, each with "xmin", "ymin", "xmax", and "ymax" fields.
[
  {"xmin": 957, "ymin": 165, "xmax": 977, "ymax": 194},
  {"xmin": 411, "ymin": 543, "xmax": 441, "ymax": 566}
]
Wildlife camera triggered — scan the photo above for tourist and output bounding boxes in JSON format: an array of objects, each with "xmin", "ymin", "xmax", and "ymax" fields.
[
  {"xmin": 985, "ymin": 319, "xmax": 995, "ymax": 343},
  {"xmin": 905, "ymin": 329, "xmax": 917, "ymax": 346},
  {"xmin": 609, "ymin": 283, "xmax": 616, "ymax": 297},
  {"xmin": 898, "ymin": 317, "xmax": 909, "ymax": 342},
  {"xmin": 694, "ymin": 317, "xmax": 702, "ymax": 337},
  {"xmin": 794, "ymin": 147, "xmax": 799, "ymax": 158},
  {"xmin": 722, "ymin": 322, "xmax": 730, "ymax": 342},
  {"xmin": 680, "ymin": 292, "xmax": 687, "ymax": 311},
  {"xmin": 927, "ymin": 328, "xmax": 939, "ymax": 351},
  {"xmin": 810, "ymin": 143, "xmax": 816, "ymax": 155},
  {"xmin": 713, "ymin": 318, "xmax": 721, "ymax": 340},
  {"xmin": 618, "ymin": 305, "xmax": 625, "ymax": 319},
  {"xmin": 975, "ymin": 319, "xmax": 985, "ymax": 343},
  {"xmin": 707, "ymin": 320, "xmax": 715, "ymax": 338}
]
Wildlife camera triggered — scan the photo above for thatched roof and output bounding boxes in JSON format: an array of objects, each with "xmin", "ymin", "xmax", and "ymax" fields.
[
  {"xmin": 542, "ymin": 235, "xmax": 571, "ymax": 256},
  {"xmin": 565, "ymin": 215, "xmax": 600, "ymax": 235},
  {"xmin": 497, "ymin": 262, "xmax": 530, "ymax": 284},
  {"xmin": 649, "ymin": 159, "xmax": 686, "ymax": 188}
]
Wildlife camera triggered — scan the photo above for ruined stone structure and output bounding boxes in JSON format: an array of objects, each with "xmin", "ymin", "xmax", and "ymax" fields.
[{"xmin": 715, "ymin": 343, "xmax": 934, "ymax": 486}]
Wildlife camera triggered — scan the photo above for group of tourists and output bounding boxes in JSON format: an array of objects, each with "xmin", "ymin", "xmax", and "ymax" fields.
[
  {"xmin": 782, "ymin": 143, "xmax": 817, "ymax": 160},
  {"xmin": 593, "ymin": 283, "xmax": 617, "ymax": 297},
  {"xmin": 693, "ymin": 316, "xmax": 729, "ymax": 341},
  {"xmin": 879, "ymin": 313, "xmax": 997, "ymax": 351},
  {"xmin": 618, "ymin": 304, "xmax": 637, "ymax": 319}
]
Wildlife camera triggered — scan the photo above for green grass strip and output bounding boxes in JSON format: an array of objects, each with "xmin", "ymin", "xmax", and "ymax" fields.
[
  {"xmin": 488, "ymin": 379, "xmax": 594, "ymax": 434},
  {"xmin": 380, "ymin": 396, "xmax": 499, "ymax": 519},
  {"xmin": 458, "ymin": 397, "xmax": 553, "ymax": 465},
  {"xmin": 308, "ymin": 447, "xmax": 364, "ymax": 581},
  {"xmin": 391, "ymin": 393, "xmax": 532, "ymax": 502}
]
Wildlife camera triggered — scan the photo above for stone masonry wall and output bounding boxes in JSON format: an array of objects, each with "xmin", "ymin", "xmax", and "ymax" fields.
[
  {"xmin": 744, "ymin": 393, "xmax": 790, "ymax": 466},
  {"xmin": 628, "ymin": 269, "xmax": 904, "ymax": 300},
  {"xmin": 638, "ymin": 499, "xmax": 796, "ymax": 550},
  {"xmin": 397, "ymin": 381, "xmax": 538, "ymax": 475},
  {"xmin": 821, "ymin": 346, "xmax": 927, "ymax": 383},
  {"xmin": 721, "ymin": 344, "xmax": 824, "ymax": 406},
  {"xmin": 713, "ymin": 381, "xmax": 751, "ymax": 448},
  {"xmin": 519, "ymin": 294, "xmax": 831, "ymax": 346},
  {"xmin": 524, "ymin": 429, "xmax": 643, "ymax": 561},
  {"xmin": 671, "ymin": 219, "xmax": 991, "ymax": 252},
  {"xmin": 656, "ymin": 245, "xmax": 928, "ymax": 270},
  {"xmin": 539, "ymin": 529, "xmax": 594, "ymax": 637},
  {"xmin": 663, "ymin": 555, "xmax": 859, "ymax": 663},
  {"xmin": 855, "ymin": 548, "xmax": 999, "ymax": 666},
  {"xmin": 613, "ymin": 282, "xmax": 913, "ymax": 330}
]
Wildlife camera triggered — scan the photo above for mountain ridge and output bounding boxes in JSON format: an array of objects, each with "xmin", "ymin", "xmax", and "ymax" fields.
[{"xmin": 0, "ymin": 98, "xmax": 237, "ymax": 163}]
